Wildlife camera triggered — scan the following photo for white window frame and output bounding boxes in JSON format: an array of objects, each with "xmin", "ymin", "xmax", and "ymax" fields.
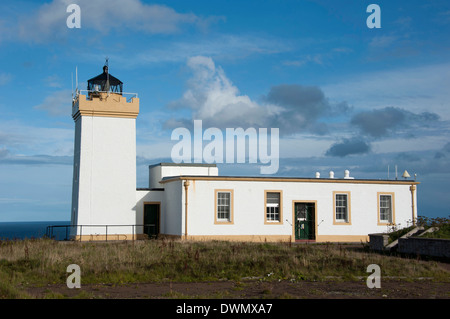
[
  {"xmin": 333, "ymin": 191, "xmax": 351, "ymax": 225},
  {"xmin": 214, "ymin": 190, "xmax": 234, "ymax": 224},
  {"xmin": 379, "ymin": 195, "xmax": 392, "ymax": 223},
  {"xmin": 378, "ymin": 192, "xmax": 395, "ymax": 225},
  {"xmin": 265, "ymin": 191, "xmax": 283, "ymax": 224},
  {"xmin": 335, "ymin": 194, "xmax": 348, "ymax": 222}
]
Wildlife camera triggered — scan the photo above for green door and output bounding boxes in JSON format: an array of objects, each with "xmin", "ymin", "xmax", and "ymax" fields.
[
  {"xmin": 144, "ymin": 204, "xmax": 160, "ymax": 238},
  {"xmin": 295, "ymin": 203, "xmax": 315, "ymax": 240}
]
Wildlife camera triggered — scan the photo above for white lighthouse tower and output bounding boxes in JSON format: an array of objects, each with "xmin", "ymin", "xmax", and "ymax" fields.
[{"xmin": 70, "ymin": 63, "xmax": 139, "ymax": 240}]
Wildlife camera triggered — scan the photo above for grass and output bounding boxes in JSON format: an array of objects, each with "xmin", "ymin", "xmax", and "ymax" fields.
[
  {"xmin": 416, "ymin": 216, "xmax": 450, "ymax": 239},
  {"xmin": 420, "ymin": 224, "xmax": 450, "ymax": 239},
  {"xmin": 0, "ymin": 238, "xmax": 448, "ymax": 298},
  {"xmin": 387, "ymin": 216, "xmax": 450, "ymax": 242}
]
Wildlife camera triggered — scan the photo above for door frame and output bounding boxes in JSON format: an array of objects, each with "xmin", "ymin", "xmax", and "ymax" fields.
[
  {"xmin": 143, "ymin": 201, "xmax": 161, "ymax": 238},
  {"xmin": 292, "ymin": 200, "xmax": 317, "ymax": 242}
]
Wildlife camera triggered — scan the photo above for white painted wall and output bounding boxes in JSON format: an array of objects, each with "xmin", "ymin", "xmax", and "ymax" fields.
[
  {"xmin": 135, "ymin": 190, "xmax": 164, "ymax": 223},
  {"xmin": 135, "ymin": 189, "xmax": 164, "ymax": 235},
  {"xmin": 162, "ymin": 179, "xmax": 184, "ymax": 236},
  {"xmin": 72, "ymin": 116, "xmax": 137, "ymax": 235},
  {"xmin": 149, "ymin": 163, "xmax": 218, "ymax": 188},
  {"xmin": 179, "ymin": 179, "xmax": 416, "ymax": 240},
  {"xmin": 135, "ymin": 182, "xmax": 184, "ymax": 238},
  {"xmin": 71, "ymin": 118, "xmax": 82, "ymax": 230}
]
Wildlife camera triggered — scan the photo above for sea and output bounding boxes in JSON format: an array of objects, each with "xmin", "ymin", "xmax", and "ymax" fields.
[{"xmin": 0, "ymin": 221, "xmax": 70, "ymax": 240}]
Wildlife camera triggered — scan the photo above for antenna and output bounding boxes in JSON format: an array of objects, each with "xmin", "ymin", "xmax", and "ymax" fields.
[
  {"xmin": 75, "ymin": 66, "xmax": 78, "ymax": 94},
  {"xmin": 388, "ymin": 165, "xmax": 390, "ymax": 179},
  {"xmin": 71, "ymin": 72, "xmax": 74, "ymax": 100},
  {"xmin": 395, "ymin": 165, "xmax": 398, "ymax": 180},
  {"xmin": 105, "ymin": 57, "xmax": 110, "ymax": 96}
]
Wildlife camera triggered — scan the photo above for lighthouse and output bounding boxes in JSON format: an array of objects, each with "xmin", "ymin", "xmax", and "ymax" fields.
[{"xmin": 70, "ymin": 63, "xmax": 139, "ymax": 240}]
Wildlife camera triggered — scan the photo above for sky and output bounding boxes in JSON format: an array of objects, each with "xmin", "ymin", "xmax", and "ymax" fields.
[{"xmin": 0, "ymin": 0, "xmax": 449, "ymax": 222}]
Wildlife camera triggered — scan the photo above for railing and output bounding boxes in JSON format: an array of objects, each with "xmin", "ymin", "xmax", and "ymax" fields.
[
  {"xmin": 45, "ymin": 224, "xmax": 156, "ymax": 242},
  {"xmin": 75, "ymin": 90, "xmax": 139, "ymax": 102}
]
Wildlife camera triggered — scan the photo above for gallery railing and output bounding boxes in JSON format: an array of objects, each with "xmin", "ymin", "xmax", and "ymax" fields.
[{"xmin": 45, "ymin": 224, "xmax": 156, "ymax": 241}]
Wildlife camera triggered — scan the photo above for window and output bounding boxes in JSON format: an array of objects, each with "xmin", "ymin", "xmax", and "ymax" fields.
[
  {"xmin": 379, "ymin": 195, "xmax": 391, "ymax": 222},
  {"xmin": 215, "ymin": 190, "xmax": 233, "ymax": 224},
  {"xmin": 217, "ymin": 192, "xmax": 231, "ymax": 220},
  {"xmin": 265, "ymin": 191, "xmax": 282, "ymax": 223},
  {"xmin": 333, "ymin": 191, "xmax": 351, "ymax": 224},
  {"xmin": 378, "ymin": 193, "xmax": 395, "ymax": 225}
]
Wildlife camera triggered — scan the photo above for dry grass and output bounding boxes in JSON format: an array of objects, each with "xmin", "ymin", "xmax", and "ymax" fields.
[{"xmin": 0, "ymin": 238, "xmax": 448, "ymax": 298}]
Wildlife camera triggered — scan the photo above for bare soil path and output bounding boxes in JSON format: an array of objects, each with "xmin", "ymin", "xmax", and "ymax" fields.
[{"xmin": 26, "ymin": 279, "xmax": 450, "ymax": 299}]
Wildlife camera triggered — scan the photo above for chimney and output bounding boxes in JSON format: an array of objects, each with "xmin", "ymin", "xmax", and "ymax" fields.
[{"xmin": 344, "ymin": 169, "xmax": 354, "ymax": 179}]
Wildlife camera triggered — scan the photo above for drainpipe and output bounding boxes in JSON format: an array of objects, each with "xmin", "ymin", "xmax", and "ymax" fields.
[
  {"xmin": 184, "ymin": 180, "xmax": 190, "ymax": 240},
  {"xmin": 410, "ymin": 184, "xmax": 416, "ymax": 226}
]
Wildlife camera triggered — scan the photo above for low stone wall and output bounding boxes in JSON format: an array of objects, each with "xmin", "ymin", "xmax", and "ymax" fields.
[
  {"xmin": 368, "ymin": 233, "xmax": 389, "ymax": 251},
  {"xmin": 398, "ymin": 237, "xmax": 450, "ymax": 258}
]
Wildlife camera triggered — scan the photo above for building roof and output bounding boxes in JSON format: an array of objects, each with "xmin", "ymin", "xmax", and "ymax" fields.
[
  {"xmin": 149, "ymin": 162, "xmax": 217, "ymax": 168},
  {"xmin": 159, "ymin": 175, "xmax": 420, "ymax": 185},
  {"xmin": 87, "ymin": 66, "xmax": 123, "ymax": 93}
]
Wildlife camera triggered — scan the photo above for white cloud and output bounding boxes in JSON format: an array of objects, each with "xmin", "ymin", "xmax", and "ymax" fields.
[
  {"xmin": 281, "ymin": 47, "xmax": 353, "ymax": 68},
  {"xmin": 84, "ymin": 34, "xmax": 291, "ymax": 68},
  {"xmin": 368, "ymin": 35, "xmax": 397, "ymax": 48},
  {"xmin": 322, "ymin": 62, "xmax": 450, "ymax": 119},
  {"xmin": 44, "ymin": 75, "xmax": 64, "ymax": 88},
  {"xmin": 15, "ymin": 0, "xmax": 218, "ymax": 42},
  {"xmin": 34, "ymin": 90, "xmax": 72, "ymax": 116},
  {"xmin": 166, "ymin": 56, "xmax": 350, "ymax": 137},
  {"xmin": 371, "ymin": 135, "xmax": 449, "ymax": 154},
  {"xmin": 168, "ymin": 56, "xmax": 271, "ymax": 128},
  {"xmin": 0, "ymin": 120, "xmax": 73, "ymax": 158},
  {"xmin": 283, "ymin": 54, "xmax": 324, "ymax": 67}
]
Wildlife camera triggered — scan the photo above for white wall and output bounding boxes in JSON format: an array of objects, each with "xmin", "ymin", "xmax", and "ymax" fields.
[
  {"xmin": 163, "ymin": 179, "xmax": 183, "ymax": 236},
  {"xmin": 135, "ymin": 190, "xmax": 165, "ymax": 224},
  {"xmin": 71, "ymin": 118, "xmax": 82, "ymax": 229},
  {"xmin": 149, "ymin": 163, "xmax": 218, "ymax": 188},
  {"xmin": 135, "ymin": 189, "xmax": 164, "ymax": 235},
  {"xmin": 178, "ymin": 178, "xmax": 416, "ymax": 241},
  {"xmin": 72, "ymin": 116, "xmax": 137, "ymax": 235}
]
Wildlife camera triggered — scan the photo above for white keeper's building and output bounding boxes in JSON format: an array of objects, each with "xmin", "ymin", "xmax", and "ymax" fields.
[{"xmin": 70, "ymin": 66, "xmax": 419, "ymax": 242}]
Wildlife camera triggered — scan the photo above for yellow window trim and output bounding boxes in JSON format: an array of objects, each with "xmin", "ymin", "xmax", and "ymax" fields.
[
  {"xmin": 214, "ymin": 189, "xmax": 234, "ymax": 225},
  {"xmin": 264, "ymin": 190, "xmax": 283, "ymax": 225},
  {"xmin": 333, "ymin": 191, "xmax": 352, "ymax": 225},
  {"xmin": 377, "ymin": 192, "xmax": 395, "ymax": 225}
]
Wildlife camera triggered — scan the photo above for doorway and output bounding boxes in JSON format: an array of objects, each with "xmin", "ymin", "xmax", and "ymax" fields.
[
  {"xmin": 293, "ymin": 202, "xmax": 316, "ymax": 241},
  {"xmin": 144, "ymin": 203, "xmax": 160, "ymax": 239}
]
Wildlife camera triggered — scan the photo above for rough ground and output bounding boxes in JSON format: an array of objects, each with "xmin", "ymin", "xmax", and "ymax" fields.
[{"xmin": 26, "ymin": 278, "xmax": 450, "ymax": 299}]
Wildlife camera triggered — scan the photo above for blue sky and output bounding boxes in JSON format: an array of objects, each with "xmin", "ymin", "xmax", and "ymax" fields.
[{"xmin": 0, "ymin": 0, "xmax": 449, "ymax": 221}]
